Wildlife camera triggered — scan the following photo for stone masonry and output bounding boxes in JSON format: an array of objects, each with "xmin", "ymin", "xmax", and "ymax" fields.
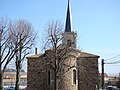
[{"xmin": 27, "ymin": 50, "xmax": 99, "ymax": 90}]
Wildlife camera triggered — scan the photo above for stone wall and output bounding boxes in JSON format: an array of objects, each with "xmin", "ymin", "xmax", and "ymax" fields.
[
  {"xmin": 27, "ymin": 58, "xmax": 53, "ymax": 90},
  {"xmin": 77, "ymin": 57, "xmax": 99, "ymax": 90},
  {"xmin": 27, "ymin": 51, "xmax": 99, "ymax": 90},
  {"xmin": 58, "ymin": 56, "xmax": 78, "ymax": 90},
  {"xmin": 27, "ymin": 50, "xmax": 78, "ymax": 90}
]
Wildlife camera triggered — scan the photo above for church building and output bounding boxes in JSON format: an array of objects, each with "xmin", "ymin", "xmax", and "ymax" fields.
[{"xmin": 27, "ymin": 1, "xmax": 100, "ymax": 90}]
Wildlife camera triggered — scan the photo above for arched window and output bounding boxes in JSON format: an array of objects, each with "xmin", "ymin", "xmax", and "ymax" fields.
[
  {"xmin": 73, "ymin": 69, "xmax": 76, "ymax": 84},
  {"xmin": 67, "ymin": 39, "xmax": 71, "ymax": 46},
  {"xmin": 48, "ymin": 71, "xmax": 51, "ymax": 85}
]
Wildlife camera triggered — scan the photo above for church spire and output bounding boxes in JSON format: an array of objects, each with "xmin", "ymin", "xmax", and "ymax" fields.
[
  {"xmin": 62, "ymin": 0, "xmax": 77, "ymax": 48},
  {"xmin": 65, "ymin": 0, "xmax": 73, "ymax": 32}
]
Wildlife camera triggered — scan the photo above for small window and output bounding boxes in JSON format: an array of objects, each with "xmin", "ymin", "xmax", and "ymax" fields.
[
  {"xmin": 48, "ymin": 71, "xmax": 51, "ymax": 85},
  {"xmin": 67, "ymin": 39, "xmax": 71, "ymax": 46},
  {"xmin": 73, "ymin": 69, "xmax": 76, "ymax": 84}
]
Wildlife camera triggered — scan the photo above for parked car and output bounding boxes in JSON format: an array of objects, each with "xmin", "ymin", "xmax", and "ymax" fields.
[
  {"xmin": 6, "ymin": 87, "xmax": 15, "ymax": 90},
  {"xmin": 106, "ymin": 86, "xmax": 119, "ymax": 90}
]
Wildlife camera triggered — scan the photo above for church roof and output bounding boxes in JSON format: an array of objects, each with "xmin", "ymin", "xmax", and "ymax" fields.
[
  {"xmin": 80, "ymin": 52, "xmax": 99, "ymax": 58},
  {"xmin": 26, "ymin": 49, "xmax": 99, "ymax": 59},
  {"xmin": 65, "ymin": 0, "xmax": 73, "ymax": 32},
  {"xmin": 65, "ymin": 47, "xmax": 99, "ymax": 58},
  {"xmin": 26, "ymin": 54, "xmax": 43, "ymax": 59}
]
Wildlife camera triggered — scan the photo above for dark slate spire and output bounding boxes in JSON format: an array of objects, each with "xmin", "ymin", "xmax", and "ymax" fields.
[{"xmin": 65, "ymin": 0, "xmax": 73, "ymax": 32}]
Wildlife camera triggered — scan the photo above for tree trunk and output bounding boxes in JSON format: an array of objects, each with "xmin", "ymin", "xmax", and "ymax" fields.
[
  {"xmin": 15, "ymin": 63, "xmax": 20, "ymax": 90},
  {"xmin": 0, "ymin": 44, "xmax": 3, "ymax": 90},
  {"xmin": 0, "ymin": 70, "xmax": 3, "ymax": 90},
  {"xmin": 54, "ymin": 72, "xmax": 57, "ymax": 90},
  {"xmin": 15, "ymin": 54, "xmax": 20, "ymax": 90}
]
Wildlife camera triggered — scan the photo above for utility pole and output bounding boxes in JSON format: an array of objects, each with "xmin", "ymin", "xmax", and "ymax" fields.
[{"xmin": 101, "ymin": 59, "xmax": 104, "ymax": 90}]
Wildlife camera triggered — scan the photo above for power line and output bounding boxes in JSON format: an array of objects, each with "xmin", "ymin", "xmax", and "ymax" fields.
[
  {"xmin": 105, "ymin": 54, "xmax": 120, "ymax": 61},
  {"xmin": 105, "ymin": 60, "xmax": 120, "ymax": 64},
  {"xmin": 107, "ymin": 56, "xmax": 120, "ymax": 61},
  {"xmin": 105, "ymin": 64, "xmax": 120, "ymax": 66},
  {"xmin": 105, "ymin": 58, "xmax": 120, "ymax": 64},
  {"xmin": 104, "ymin": 54, "xmax": 120, "ymax": 64}
]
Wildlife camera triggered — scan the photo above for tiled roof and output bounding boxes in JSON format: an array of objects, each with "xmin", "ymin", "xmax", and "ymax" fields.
[{"xmin": 99, "ymin": 73, "xmax": 108, "ymax": 77}]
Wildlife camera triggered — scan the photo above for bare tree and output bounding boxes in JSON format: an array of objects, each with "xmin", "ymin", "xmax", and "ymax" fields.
[
  {"xmin": 43, "ymin": 20, "xmax": 76, "ymax": 90},
  {"xmin": 0, "ymin": 17, "xmax": 17, "ymax": 90},
  {"xmin": 9, "ymin": 19, "xmax": 36, "ymax": 90}
]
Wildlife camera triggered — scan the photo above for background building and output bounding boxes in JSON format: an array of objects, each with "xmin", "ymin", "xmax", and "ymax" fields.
[
  {"xmin": 3, "ymin": 69, "xmax": 27, "ymax": 89},
  {"xmin": 99, "ymin": 73, "xmax": 120, "ymax": 88}
]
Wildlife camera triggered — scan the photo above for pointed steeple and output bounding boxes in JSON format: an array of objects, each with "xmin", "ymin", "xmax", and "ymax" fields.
[
  {"xmin": 62, "ymin": 0, "xmax": 77, "ymax": 48},
  {"xmin": 65, "ymin": 0, "xmax": 73, "ymax": 32}
]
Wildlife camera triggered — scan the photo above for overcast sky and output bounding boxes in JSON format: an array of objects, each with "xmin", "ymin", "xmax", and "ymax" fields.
[{"xmin": 1, "ymin": 0, "xmax": 120, "ymax": 75}]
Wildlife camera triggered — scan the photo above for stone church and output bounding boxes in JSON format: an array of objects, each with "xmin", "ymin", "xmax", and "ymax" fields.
[{"xmin": 27, "ymin": 1, "xmax": 100, "ymax": 90}]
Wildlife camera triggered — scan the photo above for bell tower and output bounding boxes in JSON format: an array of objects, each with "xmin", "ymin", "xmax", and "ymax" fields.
[{"xmin": 62, "ymin": 0, "xmax": 77, "ymax": 48}]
